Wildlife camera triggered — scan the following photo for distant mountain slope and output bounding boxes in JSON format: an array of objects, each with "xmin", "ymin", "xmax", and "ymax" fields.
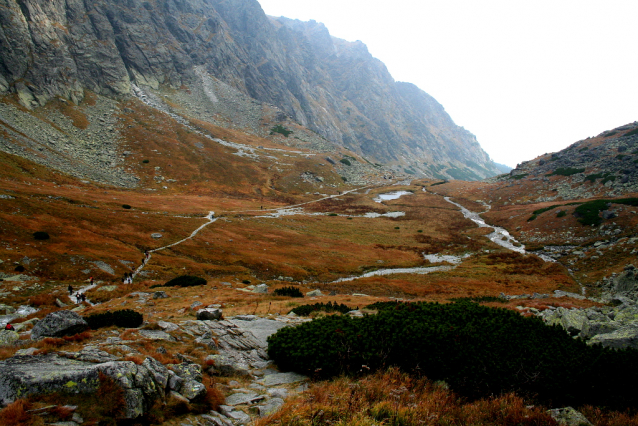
[
  {"xmin": 0, "ymin": 0, "xmax": 500, "ymax": 180},
  {"xmin": 491, "ymin": 122, "xmax": 638, "ymax": 202}
]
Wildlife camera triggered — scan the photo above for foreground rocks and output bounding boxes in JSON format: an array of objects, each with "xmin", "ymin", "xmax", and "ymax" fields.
[
  {"xmin": 0, "ymin": 313, "xmax": 309, "ymax": 424},
  {"xmin": 537, "ymin": 265, "xmax": 638, "ymax": 350}
]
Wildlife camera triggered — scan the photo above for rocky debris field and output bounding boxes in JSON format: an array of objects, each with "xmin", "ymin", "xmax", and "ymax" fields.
[
  {"xmin": 0, "ymin": 97, "xmax": 140, "ymax": 187},
  {"xmin": 0, "ymin": 306, "xmax": 311, "ymax": 425},
  {"xmin": 498, "ymin": 123, "xmax": 638, "ymax": 201}
]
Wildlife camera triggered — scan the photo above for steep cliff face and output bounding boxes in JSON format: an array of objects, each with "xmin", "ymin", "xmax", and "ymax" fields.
[{"xmin": 0, "ymin": 0, "xmax": 500, "ymax": 180}]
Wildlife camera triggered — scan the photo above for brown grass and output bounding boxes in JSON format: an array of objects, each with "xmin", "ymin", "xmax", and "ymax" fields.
[
  {"xmin": 256, "ymin": 368, "xmax": 558, "ymax": 426},
  {"xmin": 0, "ymin": 399, "xmax": 39, "ymax": 426}
]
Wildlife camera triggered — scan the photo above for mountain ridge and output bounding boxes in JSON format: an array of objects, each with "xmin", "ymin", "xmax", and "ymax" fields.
[{"xmin": 0, "ymin": 0, "xmax": 500, "ymax": 180}]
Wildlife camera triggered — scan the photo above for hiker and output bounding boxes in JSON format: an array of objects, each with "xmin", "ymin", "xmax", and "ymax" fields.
[
  {"xmin": 81, "ymin": 293, "xmax": 86, "ymax": 303},
  {"xmin": 68, "ymin": 284, "xmax": 73, "ymax": 295},
  {"xmin": 145, "ymin": 250, "xmax": 150, "ymax": 260},
  {"xmin": 4, "ymin": 323, "xmax": 15, "ymax": 331},
  {"xmin": 89, "ymin": 276, "xmax": 94, "ymax": 285}
]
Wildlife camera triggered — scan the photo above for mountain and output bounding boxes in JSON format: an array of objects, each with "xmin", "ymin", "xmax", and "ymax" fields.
[
  {"xmin": 493, "ymin": 122, "xmax": 638, "ymax": 203},
  {"xmin": 0, "ymin": 0, "xmax": 500, "ymax": 180}
]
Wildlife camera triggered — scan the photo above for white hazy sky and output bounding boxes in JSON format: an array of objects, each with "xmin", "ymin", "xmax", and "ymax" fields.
[{"xmin": 256, "ymin": 0, "xmax": 637, "ymax": 167}]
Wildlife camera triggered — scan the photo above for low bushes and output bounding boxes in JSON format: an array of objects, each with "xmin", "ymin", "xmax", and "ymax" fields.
[
  {"xmin": 33, "ymin": 231, "xmax": 50, "ymax": 240},
  {"xmin": 164, "ymin": 275, "xmax": 207, "ymax": 287},
  {"xmin": 84, "ymin": 309, "xmax": 143, "ymax": 330},
  {"xmin": 268, "ymin": 301, "xmax": 638, "ymax": 410},
  {"xmin": 574, "ymin": 198, "xmax": 638, "ymax": 226},
  {"xmin": 273, "ymin": 286, "xmax": 303, "ymax": 298},
  {"xmin": 290, "ymin": 301, "xmax": 353, "ymax": 316}
]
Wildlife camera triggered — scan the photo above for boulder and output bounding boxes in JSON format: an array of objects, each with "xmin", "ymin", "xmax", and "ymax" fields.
[
  {"xmin": 253, "ymin": 284, "xmax": 269, "ymax": 294},
  {"xmin": 153, "ymin": 291, "xmax": 169, "ymax": 299},
  {"xmin": 169, "ymin": 363, "xmax": 203, "ymax": 383},
  {"xmin": 0, "ymin": 354, "xmax": 160, "ymax": 418},
  {"xmin": 197, "ymin": 308, "xmax": 223, "ymax": 321},
  {"xmin": 31, "ymin": 310, "xmax": 88, "ymax": 340},
  {"xmin": 0, "ymin": 330, "xmax": 19, "ymax": 346},
  {"xmin": 306, "ymin": 289, "xmax": 323, "ymax": 297},
  {"xmin": 588, "ymin": 325, "xmax": 638, "ymax": 350},
  {"xmin": 547, "ymin": 407, "xmax": 593, "ymax": 426}
]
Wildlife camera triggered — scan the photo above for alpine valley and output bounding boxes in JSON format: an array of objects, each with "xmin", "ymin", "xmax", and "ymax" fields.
[{"xmin": 0, "ymin": 1, "xmax": 637, "ymax": 425}]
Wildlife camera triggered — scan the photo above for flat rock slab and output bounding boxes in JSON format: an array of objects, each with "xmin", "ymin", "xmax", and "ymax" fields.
[
  {"xmin": 225, "ymin": 392, "xmax": 264, "ymax": 406},
  {"xmin": 228, "ymin": 318, "xmax": 288, "ymax": 347},
  {"xmin": 258, "ymin": 372, "xmax": 308, "ymax": 387},
  {"xmin": 138, "ymin": 330, "xmax": 176, "ymax": 341}
]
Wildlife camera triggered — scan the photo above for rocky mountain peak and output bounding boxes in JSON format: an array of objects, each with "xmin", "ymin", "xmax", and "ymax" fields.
[{"xmin": 0, "ymin": 0, "xmax": 501, "ymax": 180}]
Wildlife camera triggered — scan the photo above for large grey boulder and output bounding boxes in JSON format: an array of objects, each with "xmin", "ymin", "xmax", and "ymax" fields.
[
  {"xmin": 0, "ymin": 354, "xmax": 157, "ymax": 418},
  {"xmin": 31, "ymin": 310, "xmax": 88, "ymax": 340},
  {"xmin": 588, "ymin": 325, "xmax": 638, "ymax": 350},
  {"xmin": 0, "ymin": 353, "xmax": 211, "ymax": 418}
]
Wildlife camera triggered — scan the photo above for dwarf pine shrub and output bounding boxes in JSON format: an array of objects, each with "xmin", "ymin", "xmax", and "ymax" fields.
[
  {"xmin": 268, "ymin": 301, "xmax": 638, "ymax": 410},
  {"xmin": 85, "ymin": 309, "xmax": 143, "ymax": 329},
  {"xmin": 273, "ymin": 286, "xmax": 303, "ymax": 298},
  {"xmin": 33, "ymin": 231, "xmax": 50, "ymax": 240},
  {"xmin": 290, "ymin": 301, "xmax": 352, "ymax": 316},
  {"xmin": 165, "ymin": 275, "xmax": 207, "ymax": 287}
]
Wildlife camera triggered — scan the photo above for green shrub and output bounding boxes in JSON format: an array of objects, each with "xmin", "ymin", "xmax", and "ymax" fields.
[
  {"xmin": 556, "ymin": 210, "xmax": 567, "ymax": 218},
  {"xmin": 268, "ymin": 302, "xmax": 638, "ymax": 410},
  {"xmin": 142, "ymin": 159, "xmax": 149, "ymax": 164},
  {"xmin": 85, "ymin": 309, "xmax": 143, "ymax": 330},
  {"xmin": 122, "ymin": 204, "xmax": 132, "ymax": 209},
  {"xmin": 273, "ymin": 286, "xmax": 304, "ymax": 298},
  {"xmin": 290, "ymin": 301, "xmax": 353, "ymax": 316},
  {"xmin": 601, "ymin": 175, "xmax": 616, "ymax": 185},
  {"xmin": 33, "ymin": 231, "xmax": 50, "ymax": 240},
  {"xmin": 547, "ymin": 167, "xmax": 585, "ymax": 177},
  {"xmin": 430, "ymin": 181, "xmax": 448, "ymax": 187},
  {"xmin": 625, "ymin": 128, "xmax": 638, "ymax": 137},
  {"xmin": 242, "ymin": 280, "xmax": 251, "ymax": 284},
  {"xmin": 585, "ymin": 173, "xmax": 606, "ymax": 183},
  {"xmin": 328, "ymin": 213, "xmax": 338, "ymax": 216},
  {"xmin": 341, "ymin": 176, "xmax": 347, "ymax": 182},
  {"xmin": 270, "ymin": 125, "xmax": 293, "ymax": 137},
  {"xmin": 164, "ymin": 275, "xmax": 207, "ymax": 287},
  {"xmin": 510, "ymin": 174, "xmax": 528, "ymax": 180},
  {"xmin": 574, "ymin": 198, "xmax": 638, "ymax": 226},
  {"xmin": 340, "ymin": 158, "xmax": 352, "ymax": 166},
  {"xmin": 527, "ymin": 214, "xmax": 538, "ymax": 222}
]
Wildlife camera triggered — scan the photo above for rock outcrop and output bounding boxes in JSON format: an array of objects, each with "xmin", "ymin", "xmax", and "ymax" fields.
[
  {"xmin": 30, "ymin": 310, "xmax": 88, "ymax": 340},
  {"xmin": 0, "ymin": 0, "xmax": 500, "ymax": 180}
]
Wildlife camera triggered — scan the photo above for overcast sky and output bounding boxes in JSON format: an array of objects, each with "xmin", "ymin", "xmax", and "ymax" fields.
[{"xmin": 257, "ymin": 0, "xmax": 637, "ymax": 167}]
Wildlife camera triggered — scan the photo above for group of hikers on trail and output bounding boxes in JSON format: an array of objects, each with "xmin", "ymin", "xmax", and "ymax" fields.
[{"xmin": 67, "ymin": 284, "xmax": 87, "ymax": 303}]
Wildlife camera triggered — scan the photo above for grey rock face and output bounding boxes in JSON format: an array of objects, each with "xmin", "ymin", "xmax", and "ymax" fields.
[
  {"xmin": 0, "ymin": 353, "xmax": 211, "ymax": 418},
  {"xmin": 0, "ymin": 0, "xmax": 500, "ymax": 180},
  {"xmin": 30, "ymin": 310, "xmax": 88, "ymax": 340}
]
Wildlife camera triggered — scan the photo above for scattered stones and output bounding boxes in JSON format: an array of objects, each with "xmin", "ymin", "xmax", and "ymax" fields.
[{"xmin": 151, "ymin": 233, "xmax": 163, "ymax": 239}]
